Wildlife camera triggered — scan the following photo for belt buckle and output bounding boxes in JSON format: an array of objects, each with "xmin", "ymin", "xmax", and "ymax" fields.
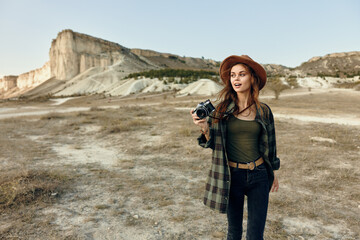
[{"xmin": 247, "ymin": 162, "xmax": 255, "ymax": 170}]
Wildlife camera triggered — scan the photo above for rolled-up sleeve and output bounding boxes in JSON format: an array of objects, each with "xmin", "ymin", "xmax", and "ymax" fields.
[{"xmin": 197, "ymin": 117, "xmax": 214, "ymax": 150}]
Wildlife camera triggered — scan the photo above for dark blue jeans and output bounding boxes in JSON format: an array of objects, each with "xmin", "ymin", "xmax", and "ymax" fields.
[{"xmin": 227, "ymin": 163, "xmax": 269, "ymax": 240}]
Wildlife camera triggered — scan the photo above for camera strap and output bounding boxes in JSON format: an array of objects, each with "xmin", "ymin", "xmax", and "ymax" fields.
[
  {"xmin": 209, "ymin": 103, "xmax": 253, "ymax": 120},
  {"xmin": 208, "ymin": 109, "xmax": 233, "ymax": 120}
]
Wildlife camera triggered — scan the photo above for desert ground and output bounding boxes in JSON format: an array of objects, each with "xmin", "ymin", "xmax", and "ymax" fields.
[{"xmin": 0, "ymin": 88, "xmax": 359, "ymax": 240}]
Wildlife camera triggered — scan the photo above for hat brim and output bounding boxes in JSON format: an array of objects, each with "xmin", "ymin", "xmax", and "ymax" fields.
[{"xmin": 219, "ymin": 55, "xmax": 267, "ymax": 90}]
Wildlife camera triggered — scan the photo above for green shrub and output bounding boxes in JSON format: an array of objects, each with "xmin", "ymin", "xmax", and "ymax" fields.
[{"xmin": 125, "ymin": 69, "xmax": 218, "ymax": 83}]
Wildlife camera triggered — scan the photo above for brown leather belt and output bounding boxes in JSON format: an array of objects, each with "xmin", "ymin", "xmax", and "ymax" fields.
[{"xmin": 228, "ymin": 157, "xmax": 264, "ymax": 170}]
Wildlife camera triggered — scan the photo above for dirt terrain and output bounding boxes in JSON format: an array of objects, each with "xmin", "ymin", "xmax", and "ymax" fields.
[{"xmin": 0, "ymin": 88, "xmax": 359, "ymax": 240}]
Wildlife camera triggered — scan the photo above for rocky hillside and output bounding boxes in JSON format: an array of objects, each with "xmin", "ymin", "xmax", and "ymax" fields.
[
  {"xmin": 0, "ymin": 29, "xmax": 218, "ymax": 98},
  {"xmin": 130, "ymin": 49, "xmax": 218, "ymax": 70},
  {"xmin": 262, "ymin": 52, "xmax": 360, "ymax": 78},
  {"xmin": 295, "ymin": 51, "xmax": 360, "ymax": 77},
  {"xmin": 263, "ymin": 64, "xmax": 292, "ymax": 77},
  {"xmin": 0, "ymin": 29, "xmax": 359, "ymax": 98}
]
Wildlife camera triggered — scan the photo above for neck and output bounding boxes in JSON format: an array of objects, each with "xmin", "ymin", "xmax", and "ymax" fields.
[{"xmin": 237, "ymin": 91, "xmax": 251, "ymax": 109}]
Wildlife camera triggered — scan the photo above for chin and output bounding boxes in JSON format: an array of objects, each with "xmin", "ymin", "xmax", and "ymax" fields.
[{"xmin": 235, "ymin": 88, "xmax": 250, "ymax": 94}]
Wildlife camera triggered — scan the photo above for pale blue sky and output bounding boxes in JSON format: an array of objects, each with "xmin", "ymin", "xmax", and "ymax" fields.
[{"xmin": 0, "ymin": 0, "xmax": 359, "ymax": 77}]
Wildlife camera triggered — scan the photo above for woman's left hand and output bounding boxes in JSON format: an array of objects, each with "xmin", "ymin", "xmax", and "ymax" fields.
[{"xmin": 271, "ymin": 173, "xmax": 279, "ymax": 192}]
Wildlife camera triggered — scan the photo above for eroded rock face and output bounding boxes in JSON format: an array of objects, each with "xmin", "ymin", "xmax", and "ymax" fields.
[
  {"xmin": 1, "ymin": 30, "xmax": 133, "ymax": 96},
  {"xmin": 1, "ymin": 29, "xmax": 359, "ymax": 98},
  {"xmin": 50, "ymin": 29, "xmax": 129, "ymax": 80},
  {"xmin": 0, "ymin": 76, "xmax": 18, "ymax": 91},
  {"xmin": 49, "ymin": 30, "xmax": 78, "ymax": 80},
  {"xmin": 17, "ymin": 62, "xmax": 51, "ymax": 89},
  {"xmin": 0, "ymin": 62, "xmax": 51, "ymax": 97},
  {"xmin": 1, "ymin": 29, "xmax": 218, "ymax": 97}
]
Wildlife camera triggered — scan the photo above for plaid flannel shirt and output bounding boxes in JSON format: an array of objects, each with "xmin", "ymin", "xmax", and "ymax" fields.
[{"xmin": 197, "ymin": 101, "xmax": 280, "ymax": 213}]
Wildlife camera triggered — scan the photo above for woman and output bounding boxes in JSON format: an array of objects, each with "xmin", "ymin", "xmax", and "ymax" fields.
[{"xmin": 190, "ymin": 55, "xmax": 280, "ymax": 240}]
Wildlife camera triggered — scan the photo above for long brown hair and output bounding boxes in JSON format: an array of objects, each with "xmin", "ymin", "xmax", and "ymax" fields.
[{"xmin": 214, "ymin": 63, "xmax": 263, "ymax": 122}]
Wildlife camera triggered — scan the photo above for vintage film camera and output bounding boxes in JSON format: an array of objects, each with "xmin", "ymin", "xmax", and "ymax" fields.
[{"xmin": 193, "ymin": 99, "xmax": 215, "ymax": 119}]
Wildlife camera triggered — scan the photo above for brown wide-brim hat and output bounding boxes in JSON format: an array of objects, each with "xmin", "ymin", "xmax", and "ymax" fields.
[{"xmin": 219, "ymin": 55, "xmax": 267, "ymax": 90}]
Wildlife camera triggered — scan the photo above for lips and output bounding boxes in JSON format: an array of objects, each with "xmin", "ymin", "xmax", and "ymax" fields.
[{"xmin": 234, "ymin": 83, "xmax": 242, "ymax": 87}]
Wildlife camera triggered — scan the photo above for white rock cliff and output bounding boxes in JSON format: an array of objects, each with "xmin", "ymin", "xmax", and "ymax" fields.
[
  {"xmin": 49, "ymin": 29, "xmax": 129, "ymax": 80},
  {"xmin": 0, "ymin": 29, "xmax": 146, "ymax": 97},
  {"xmin": 1, "ymin": 29, "xmax": 358, "ymax": 98}
]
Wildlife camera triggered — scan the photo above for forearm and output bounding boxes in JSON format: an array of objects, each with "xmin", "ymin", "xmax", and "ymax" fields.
[
  {"xmin": 197, "ymin": 126, "xmax": 214, "ymax": 149},
  {"xmin": 201, "ymin": 126, "xmax": 210, "ymax": 141}
]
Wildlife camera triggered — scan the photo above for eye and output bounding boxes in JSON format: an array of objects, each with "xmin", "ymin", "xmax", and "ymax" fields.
[
  {"xmin": 230, "ymin": 73, "xmax": 236, "ymax": 78},
  {"xmin": 240, "ymin": 73, "xmax": 246, "ymax": 77}
]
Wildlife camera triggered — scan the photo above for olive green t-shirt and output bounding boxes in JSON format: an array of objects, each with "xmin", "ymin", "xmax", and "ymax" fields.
[{"xmin": 226, "ymin": 115, "xmax": 261, "ymax": 163}]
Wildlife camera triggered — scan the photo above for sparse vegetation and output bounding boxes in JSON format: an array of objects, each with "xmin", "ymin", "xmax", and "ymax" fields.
[
  {"xmin": 333, "ymin": 80, "xmax": 360, "ymax": 89},
  {"xmin": 266, "ymin": 77, "xmax": 290, "ymax": 99},
  {"xmin": 0, "ymin": 169, "xmax": 70, "ymax": 208},
  {"xmin": 0, "ymin": 91, "xmax": 359, "ymax": 239},
  {"xmin": 168, "ymin": 55, "xmax": 186, "ymax": 64},
  {"xmin": 125, "ymin": 69, "xmax": 219, "ymax": 84},
  {"xmin": 18, "ymin": 93, "xmax": 54, "ymax": 102},
  {"xmin": 286, "ymin": 76, "xmax": 300, "ymax": 88}
]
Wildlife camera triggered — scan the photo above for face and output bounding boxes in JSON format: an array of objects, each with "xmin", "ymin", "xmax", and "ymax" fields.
[{"xmin": 230, "ymin": 64, "xmax": 252, "ymax": 94}]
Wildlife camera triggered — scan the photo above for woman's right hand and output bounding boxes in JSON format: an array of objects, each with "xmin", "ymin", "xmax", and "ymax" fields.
[{"xmin": 190, "ymin": 109, "xmax": 209, "ymax": 132}]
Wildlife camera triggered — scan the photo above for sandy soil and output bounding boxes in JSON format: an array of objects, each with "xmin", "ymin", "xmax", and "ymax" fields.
[
  {"xmin": 2, "ymin": 89, "xmax": 359, "ymax": 126},
  {"xmin": 0, "ymin": 88, "xmax": 359, "ymax": 239}
]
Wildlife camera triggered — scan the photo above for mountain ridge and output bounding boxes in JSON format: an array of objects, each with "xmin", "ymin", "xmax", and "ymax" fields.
[{"xmin": 0, "ymin": 29, "xmax": 359, "ymax": 98}]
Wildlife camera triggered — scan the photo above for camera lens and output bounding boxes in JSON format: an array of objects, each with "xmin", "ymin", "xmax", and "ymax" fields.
[{"xmin": 196, "ymin": 109, "xmax": 207, "ymax": 119}]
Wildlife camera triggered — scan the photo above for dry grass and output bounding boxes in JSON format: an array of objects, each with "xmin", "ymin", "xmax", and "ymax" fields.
[
  {"xmin": 40, "ymin": 113, "xmax": 67, "ymax": 120},
  {"xmin": 104, "ymin": 118, "xmax": 151, "ymax": 133},
  {"xmin": 0, "ymin": 169, "xmax": 70, "ymax": 208},
  {"xmin": 0, "ymin": 90, "xmax": 359, "ymax": 239},
  {"xmin": 265, "ymin": 89, "xmax": 360, "ymax": 114},
  {"xmin": 0, "ymin": 114, "xmax": 76, "ymax": 239},
  {"xmin": 333, "ymin": 81, "xmax": 360, "ymax": 89}
]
